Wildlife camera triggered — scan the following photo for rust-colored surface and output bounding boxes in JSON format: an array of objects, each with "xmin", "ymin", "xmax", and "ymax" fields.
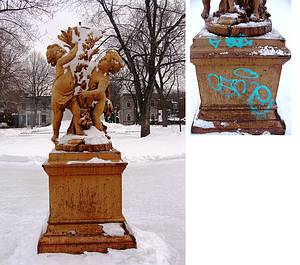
[
  {"xmin": 47, "ymin": 26, "xmax": 125, "ymax": 144},
  {"xmin": 49, "ymin": 148, "xmax": 121, "ymax": 163},
  {"xmin": 192, "ymin": 107, "xmax": 285, "ymax": 135},
  {"xmin": 38, "ymin": 149, "xmax": 136, "ymax": 253},
  {"xmin": 38, "ymin": 221, "xmax": 136, "ymax": 254},
  {"xmin": 55, "ymin": 142, "xmax": 112, "ymax": 152},
  {"xmin": 206, "ymin": 19, "xmax": 272, "ymax": 37},
  {"xmin": 190, "ymin": 29, "xmax": 291, "ymax": 135}
]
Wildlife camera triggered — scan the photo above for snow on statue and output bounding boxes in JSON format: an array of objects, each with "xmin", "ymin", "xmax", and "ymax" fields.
[
  {"xmin": 40, "ymin": 27, "xmax": 137, "ymax": 255},
  {"xmin": 46, "ymin": 26, "xmax": 124, "ymax": 147},
  {"xmin": 201, "ymin": 0, "xmax": 271, "ymax": 37}
]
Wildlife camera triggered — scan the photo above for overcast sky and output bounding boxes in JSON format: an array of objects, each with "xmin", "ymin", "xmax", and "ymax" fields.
[{"xmin": 33, "ymin": 8, "xmax": 83, "ymax": 56}]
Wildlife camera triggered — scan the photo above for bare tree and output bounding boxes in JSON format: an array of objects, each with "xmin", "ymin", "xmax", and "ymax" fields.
[
  {"xmin": 0, "ymin": 32, "xmax": 27, "ymax": 112},
  {"xmin": 0, "ymin": 0, "xmax": 66, "ymax": 117},
  {"xmin": 23, "ymin": 51, "xmax": 54, "ymax": 127},
  {"xmin": 112, "ymin": 68, "xmax": 139, "ymax": 124},
  {"xmin": 154, "ymin": 4, "xmax": 185, "ymax": 127},
  {"xmin": 0, "ymin": 0, "xmax": 65, "ymax": 41},
  {"xmin": 155, "ymin": 60, "xmax": 184, "ymax": 127},
  {"xmin": 81, "ymin": 0, "xmax": 185, "ymax": 137}
]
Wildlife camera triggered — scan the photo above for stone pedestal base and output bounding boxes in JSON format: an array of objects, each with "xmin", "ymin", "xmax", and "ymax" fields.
[
  {"xmin": 38, "ymin": 148, "xmax": 136, "ymax": 254},
  {"xmin": 192, "ymin": 105, "xmax": 285, "ymax": 135},
  {"xmin": 190, "ymin": 28, "xmax": 291, "ymax": 135},
  {"xmin": 38, "ymin": 221, "xmax": 136, "ymax": 254}
]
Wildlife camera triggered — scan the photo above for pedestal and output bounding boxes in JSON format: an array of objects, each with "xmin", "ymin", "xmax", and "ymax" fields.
[
  {"xmin": 190, "ymin": 28, "xmax": 291, "ymax": 135},
  {"xmin": 38, "ymin": 148, "xmax": 136, "ymax": 254},
  {"xmin": 206, "ymin": 17, "xmax": 272, "ymax": 37}
]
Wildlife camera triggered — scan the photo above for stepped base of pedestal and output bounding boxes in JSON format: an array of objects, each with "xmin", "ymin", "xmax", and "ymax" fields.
[
  {"xmin": 192, "ymin": 107, "xmax": 286, "ymax": 135},
  {"xmin": 38, "ymin": 221, "xmax": 136, "ymax": 254},
  {"xmin": 38, "ymin": 149, "xmax": 136, "ymax": 254}
]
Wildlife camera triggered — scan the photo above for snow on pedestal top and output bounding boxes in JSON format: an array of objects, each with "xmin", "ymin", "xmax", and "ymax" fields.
[
  {"xmin": 196, "ymin": 28, "xmax": 284, "ymax": 40},
  {"xmin": 58, "ymin": 126, "xmax": 110, "ymax": 145}
]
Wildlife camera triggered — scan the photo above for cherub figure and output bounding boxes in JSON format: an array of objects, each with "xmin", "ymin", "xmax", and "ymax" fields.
[
  {"xmin": 46, "ymin": 42, "xmax": 83, "ymax": 144},
  {"xmin": 78, "ymin": 50, "xmax": 124, "ymax": 132},
  {"xmin": 202, "ymin": 0, "xmax": 241, "ymax": 19},
  {"xmin": 202, "ymin": 0, "xmax": 269, "ymax": 20}
]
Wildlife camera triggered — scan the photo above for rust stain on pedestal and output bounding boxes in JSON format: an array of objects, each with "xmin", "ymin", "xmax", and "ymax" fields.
[
  {"xmin": 38, "ymin": 148, "xmax": 136, "ymax": 254},
  {"xmin": 190, "ymin": 29, "xmax": 291, "ymax": 135}
]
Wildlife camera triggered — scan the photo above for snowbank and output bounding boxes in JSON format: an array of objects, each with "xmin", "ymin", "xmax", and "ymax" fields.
[
  {"xmin": 0, "ymin": 124, "xmax": 185, "ymax": 265},
  {"xmin": 3, "ymin": 224, "xmax": 177, "ymax": 265},
  {"xmin": 0, "ymin": 152, "xmax": 184, "ymax": 265},
  {"xmin": 0, "ymin": 122, "xmax": 185, "ymax": 164}
]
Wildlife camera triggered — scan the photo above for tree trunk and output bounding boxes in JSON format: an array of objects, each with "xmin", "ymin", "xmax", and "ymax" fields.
[
  {"xmin": 140, "ymin": 103, "xmax": 150, "ymax": 137},
  {"xmin": 161, "ymin": 103, "xmax": 168, "ymax": 127},
  {"xmin": 135, "ymin": 106, "xmax": 138, "ymax": 125},
  {"xmin": 131, "ymin": 96, "xmax": 138, "ymax": 125}
]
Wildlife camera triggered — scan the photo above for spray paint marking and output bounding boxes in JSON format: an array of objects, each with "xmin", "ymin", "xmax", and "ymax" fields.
[
  {"xmin": 207, "ymin": 68, "xmax": 273, "ymax": 116},
  {"xmin": 247, "ymin": 82, "xmax": 274, "ymax": 117},
  {"xmin": 208, "ymin": 36, "xmax": 253, "ymax": 49},
  {"xmin": 207, "ymin": 73, "xmax": 247, "ymax": 99},
  {"xmin": 225, "ymin": 36, "xmax": 253, "ymax": 48},
  {"xmin": 209, "ymin": 37, "xmax": 222, "ymax": 49},
  {"xmin": 233, "ymin": 68, "xmax": 259, "ymax": 79}
]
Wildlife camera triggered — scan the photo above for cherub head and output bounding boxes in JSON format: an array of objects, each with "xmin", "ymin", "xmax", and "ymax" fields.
[
  {"xmin": 98, "ymin": 50, "xmax": 124, "ymax": 74},
  {"xmin": 46, "ymin": 44, "xmax": 67, "ymax": 66}
]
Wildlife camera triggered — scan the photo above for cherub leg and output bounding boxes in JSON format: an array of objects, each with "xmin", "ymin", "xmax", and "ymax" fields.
[
  {"xmin": 216, "ymin": 0, "xmax": 228, "ymax": 16},
  {"xmin": 67, "ymin": 119, "xmax": 75, "ymax": 134},
  {"xmin": 228, "ymin": 0, "xmax": 237, "ymax": 12},
  {"xmin": 69, "ymin": 100, "xmax": 84, "ymax": 135},
  {"xmin": 52, "ymin": 106, "xmax": 63, "ymax": 144},
  {"xmin": 201, "ymin": 0, "xmax": 211, "ymax": 19},
  {"xmin": 92, "ymin": 93, "xmax": 106, "ymax": 131},
  {"xmin": 253, "ymin": 0, "xmax": 261, "ymax": 18}
]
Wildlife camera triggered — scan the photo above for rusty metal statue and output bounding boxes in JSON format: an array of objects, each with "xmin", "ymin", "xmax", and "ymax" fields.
[
  {"xmin": 47, "ymin": 26, "xmax": 123, "ymax": 147},
  {"xmin": 75, "ymin": 50, "xmax": 124, "ymax": 133},
  {"xmin": 201, "ymin": 0, "xmax": 271, "ymax": 37},
  {"xmin": 46, "ymin": 42, "xmax": 83, "ymax": 144},
  {"xmin": 202, "ymin": 0, "xmax": 270, "ymax": 20}
]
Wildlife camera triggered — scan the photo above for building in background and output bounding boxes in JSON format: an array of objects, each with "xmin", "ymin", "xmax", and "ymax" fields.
[
  {"xmin": 119, "ymin": 91, "xmax": 160, "ymax": 125},
  {"xmin": 17, "ymin": 96, "xmax": 51, "ymax": 128},
  {"xmin": 15, "ymin": 93, "xmax": 185, "ymax": 128},
  {"xmin": 0, "ymin": 90, "xmax": 22, "ymax": 127},
  {"xmin": 119, "ymin": 92, "xmax": 135, "ymax": 125}
]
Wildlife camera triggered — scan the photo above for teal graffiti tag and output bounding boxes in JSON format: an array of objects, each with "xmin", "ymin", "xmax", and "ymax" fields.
[
  {"xmin": 207, "ymin": 68, "xmax": 273, "ymax": 117},
  {"xmin": 208, "ymin": 73, "xmax": 247, "ymax": 99},
  {"xmin": 225, "ymin": 36, "xmax": 253, "ymax": 48},
  {"xmin": 209, "ymin": 37, "xmax": 222, "ymax": 49},
  {"xmin": 247, "ymin": 82, "xmax": 274, "ymax": 117},
  {"xmin": 208, "ymin": 36, "xmax": 252, "ymax": 49},
  {"xmin": 233, "ymin": 68, "xmax": 259, "ymax": 79}
]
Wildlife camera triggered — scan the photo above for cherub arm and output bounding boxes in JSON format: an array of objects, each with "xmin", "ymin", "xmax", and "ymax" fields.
[
  {"xmin": 79, "ymin": 77, "xmax": 109, "ymax": 99},
  {"xmin": 85, "ymin": 89, "xmax": 103, "ymax": 98},
  {"xmin": 57, "ymin": 42, "xmax": 78, "ymax": 67}
]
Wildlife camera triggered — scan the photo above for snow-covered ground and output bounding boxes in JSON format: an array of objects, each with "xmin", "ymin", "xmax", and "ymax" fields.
[{"xmin": 0, "ymin": 122, "xmax": 185, "ymax": 265}]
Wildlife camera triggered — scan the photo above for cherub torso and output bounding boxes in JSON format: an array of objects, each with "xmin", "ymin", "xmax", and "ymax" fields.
[
  {"xmin": 89, "ymin": 69, "xmax": 109, "ymax": 92},
  {"xmin": 52, "ymin": 66, "xmax": 74, "ymax": 105},
  {"xmin": 85, "ymin": 69, "xmax": 109, "ymax": 107}
]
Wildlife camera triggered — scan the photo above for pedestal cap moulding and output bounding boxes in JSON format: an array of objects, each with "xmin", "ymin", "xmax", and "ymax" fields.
[{"xmin": 191, "ymin": 0, "xmax": 291, "ymax": 134}]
